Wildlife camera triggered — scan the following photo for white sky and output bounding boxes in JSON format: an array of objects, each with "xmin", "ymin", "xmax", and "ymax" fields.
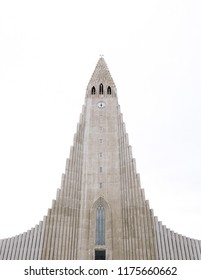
[{"xmin": 0, "ymin": 0, "xmax": 201, "ymax": 240}]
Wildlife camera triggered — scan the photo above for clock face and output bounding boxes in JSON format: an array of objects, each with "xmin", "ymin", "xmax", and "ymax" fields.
[{"xmin": 97, "ymin": 101, "xmax": 106, "ymax": 108}]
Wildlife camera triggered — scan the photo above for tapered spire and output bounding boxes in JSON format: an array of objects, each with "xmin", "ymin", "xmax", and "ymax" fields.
[{"xmin": 86, "ymin": 57, "xmax": 116, "ymax": 97}]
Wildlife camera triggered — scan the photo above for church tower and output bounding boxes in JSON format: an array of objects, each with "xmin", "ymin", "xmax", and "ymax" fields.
[
  {"xmin": 76, "ymin": 57, "xmax": 157, "ymax": 260},
  {"xmin": 0, "ymin": 58, "xmax": 200, "ymax": 260}
]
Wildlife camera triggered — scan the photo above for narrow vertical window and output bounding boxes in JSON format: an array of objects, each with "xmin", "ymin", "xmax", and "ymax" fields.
[
  {"xmin": 99, "ymin": 83, "xmax": 103, "ymax": 94},
  {"xmin": 99, "ymin": 152, "xmax": 102, "ymax": 157},
  {"xmin": 96, "ymin": 205, "xmax": 105, "ymax": 245},
  {"xmin": 91, "ymin": 86, "xmax": 96, "ymax": 95},
  {"xmin": 100, "ymin": 167, "xmax": 102, "ymax": 172},
  {"xmin": 107, "ymin": 86, "xmax": 111, "ymax": 95}
]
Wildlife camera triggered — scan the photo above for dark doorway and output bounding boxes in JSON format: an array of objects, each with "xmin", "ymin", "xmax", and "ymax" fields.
[{"xmin": 95, "ymin": 250, "xmax": 106, "ymax": 260}]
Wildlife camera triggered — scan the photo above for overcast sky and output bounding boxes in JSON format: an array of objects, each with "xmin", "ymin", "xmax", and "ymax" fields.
[{"xmin": 0, "ymin": 0, "xmax": 201, "ymax": 240}]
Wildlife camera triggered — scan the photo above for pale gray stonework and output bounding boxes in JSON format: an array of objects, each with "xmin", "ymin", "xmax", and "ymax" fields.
[{"xmin": 0, "ymin": 58, "xmax": 200, "ymax": 259}]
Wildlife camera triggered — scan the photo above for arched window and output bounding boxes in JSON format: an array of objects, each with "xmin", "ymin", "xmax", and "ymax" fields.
[
  {"xmin": 107, "ymin": 86, "xmax": 111, "ymax": 95},
  {"xmin": 96, "ymin": 205, "xmax": 105, "ymax": 245},
  {"xmin": 99, "ymin": 83, "xmax": 103, "ymax": 94},
  {"xmin": 91, "ymin": 86, "xmax": 96, "ymax": 95}
]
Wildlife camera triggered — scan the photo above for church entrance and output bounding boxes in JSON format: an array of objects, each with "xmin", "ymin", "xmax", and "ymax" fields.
[{"xmin": 95, "ymin": 250, "xmax": 106, "ymax": 260}]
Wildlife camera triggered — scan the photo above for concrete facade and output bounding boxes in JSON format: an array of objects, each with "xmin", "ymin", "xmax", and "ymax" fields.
[{"xmin": 0, "ymin": 58, "xmax": 200, "ymax": 259}]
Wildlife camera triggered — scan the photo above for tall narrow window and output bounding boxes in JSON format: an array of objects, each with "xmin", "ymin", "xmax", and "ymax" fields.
[
  {"xmin": 107, "ymin": 86, "xmax": 111, "ymax": 95},
  {"xmin": 99, "ymin": 83, "xmax": 103, "ymax": 94},
  {"xmin": 91, "ymin": 86, "xmax": 96, "ymax": 95},
  {"xmin": 96, "ymin": 205, "xmax": 105, "ymax": 245}
]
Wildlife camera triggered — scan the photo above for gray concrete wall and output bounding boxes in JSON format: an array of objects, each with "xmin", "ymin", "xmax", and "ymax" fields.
[
  {"xmin": 0, "ymin": 219, "xmax": 46, "ymax": 260},
  {"xmin": 154, "ymin": 217, "xmax": 201, "ymax": 259}
]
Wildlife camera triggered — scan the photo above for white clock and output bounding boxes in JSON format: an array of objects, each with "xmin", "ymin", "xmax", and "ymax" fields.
[{"xmin": 97, "ymin": 101, "xmax": 106, "ymax": 108}]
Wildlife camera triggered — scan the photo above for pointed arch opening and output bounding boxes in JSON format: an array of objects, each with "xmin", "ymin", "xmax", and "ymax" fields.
[
  {"xmin": 91, "ymin": 86, "xmax": 96, "ymax": 95},
  {"xmin": 89, "ymin": 197, "xmax": 112, "ymax": 259},
  {"xmin": 95, "ymin": 204, "xmax": 105, "ymax": 245},
  {"xmin": 107, "ymin": 86, "xmax": 111, "ymax": 95},
  {"xmin": 99, "ymin": 83, "xmax": 104, "ymax": 94}
]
